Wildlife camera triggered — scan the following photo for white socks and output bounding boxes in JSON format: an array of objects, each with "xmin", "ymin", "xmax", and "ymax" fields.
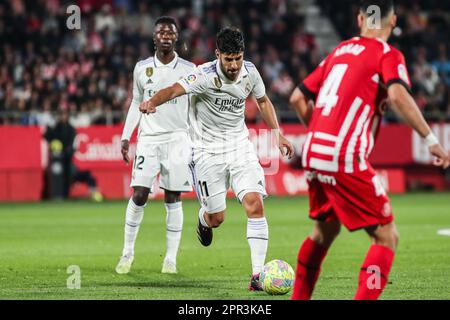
[
  {"xmin": 198, "ymin": 209, "xmax": 268, "ymax": 275},
  {"xmin": 198, "ymin": 207, "xmax": 209, "ymax": 228},
  {"xmin": 122, "ymin": 199, "xmax": 185, "ymax": 264},
  {"xmin": 247, "ymin": 217, "xmax": 269, "ymax": 275},
  {"xmin": 164, "ymin": 202, "xmax": 183, "ymax": 263},
  {"xmin": 122, "ymin": 198, "xmax": 145, "ymax": 257}
]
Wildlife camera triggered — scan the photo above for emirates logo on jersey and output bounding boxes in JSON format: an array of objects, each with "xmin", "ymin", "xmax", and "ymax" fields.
[{"xmin": 215, "ymin": 97, "xmax": 245, "ymax": 112}]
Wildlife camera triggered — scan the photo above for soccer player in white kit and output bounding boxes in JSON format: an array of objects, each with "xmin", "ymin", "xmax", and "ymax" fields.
[
  {"xmin": 116, "ymin": 17, "xmax": 196, "ymax": 275},
  {"xmin": 140, "ymin": 27, "xmax": 294, "ymax": 290}
]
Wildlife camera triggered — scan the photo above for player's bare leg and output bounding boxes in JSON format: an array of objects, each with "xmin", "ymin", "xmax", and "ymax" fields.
[
  {"xmin": 203, "ymin": 210, "xmax": 225, "ymax": 228},
  {"xmin": 197, "ymin": 209, "xmax": 224, "ymax": 246},
  {"xmin": 242, "ymin": 192, "xmax": 267, "ymax": 291},
  {"xmin": 366, "ymin": 222, "xmax": 399, "ymax": 251},
  {"xmin": 309, "ymin": 220, "xmax": 341, "ymax": 248},
  {"xmin": 292, "ymin": 220, "xmax": 341, "ymax": 300},
  {"xmin": 354, "ymin": 222, "xmax": 399, "ymax": 300},
  {"xmin": 162, "ymin": 190, "xmax": 183, "ymax": 274},
  {"xmin": 116, "ymin": 186, "xmax": 149, "ymax": 274}
]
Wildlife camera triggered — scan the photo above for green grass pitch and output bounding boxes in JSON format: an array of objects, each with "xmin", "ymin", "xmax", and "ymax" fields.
[{"xmin": 0, "ymin": 193, "xmax": 449, "ymax": 300}]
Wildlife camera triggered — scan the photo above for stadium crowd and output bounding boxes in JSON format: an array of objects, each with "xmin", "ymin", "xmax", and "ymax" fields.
[
  {"xmin": 318, "ymin": 0, "xmax": 450, "ymax": 122},
  {"xmin": 0, "ymin": 0, "xmax": 449, "ymax": 127}
]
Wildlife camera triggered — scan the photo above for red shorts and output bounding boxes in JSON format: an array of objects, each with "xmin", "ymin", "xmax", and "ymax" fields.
[{"xmin": 306, "ymin": 166, "xmax": 394, "ymax": 231}]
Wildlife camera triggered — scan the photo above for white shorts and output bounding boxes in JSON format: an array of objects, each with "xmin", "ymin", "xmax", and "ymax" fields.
[
  {"xmin": 189, "ymin": 140, "xmax": 267, "ymax": 213},
  {"xmin": 131, "ymin": 133, "xmax": 192, "ymax": 192}
]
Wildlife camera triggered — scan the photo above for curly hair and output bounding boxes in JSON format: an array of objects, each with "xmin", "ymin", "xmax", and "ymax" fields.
[{"xmin": 154, "ymin": 16, "xmax": 179, "ymax": 31}]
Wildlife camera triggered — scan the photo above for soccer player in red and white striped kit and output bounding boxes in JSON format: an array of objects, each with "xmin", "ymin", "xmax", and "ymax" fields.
[{"xmin": 289, "ymin": 0, "xmax": 450, "ymax": 300}]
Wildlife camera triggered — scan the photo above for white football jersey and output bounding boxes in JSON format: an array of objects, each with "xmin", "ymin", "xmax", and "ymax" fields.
[
  {"xmin": 122, "ymin": 52, "xmax": 195, "ymax": 142},
  {"xmin": 178, "ymin": 60, "xmax": 266, "ymax": 153}
]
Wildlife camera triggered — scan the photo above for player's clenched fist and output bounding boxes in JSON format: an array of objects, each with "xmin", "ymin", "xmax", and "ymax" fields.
[
  {"xmin": 429, "ymin": 144, "xmax": 450, "ymax": 169},
  {"xmin": 139, "ymin": 100, "xmax": 156, "ymax": 114},
  {"xmin": 279, "ymin": 134, "xmax": 294, "ymax": 159},
  {"xmin": 121, "ymin": 139, "xmax": 130, "ymax": 165}
]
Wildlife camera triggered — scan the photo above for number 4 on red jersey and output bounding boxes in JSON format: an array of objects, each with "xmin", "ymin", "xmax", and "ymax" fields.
[{"xmin": 299, "ymin": 36, "xmax": 412, "ymax": 173}]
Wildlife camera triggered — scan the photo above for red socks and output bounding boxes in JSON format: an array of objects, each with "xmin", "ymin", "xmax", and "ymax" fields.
[
  {"xmin": 354, "ymin": 244, "xmax": 395, "ymax": 300},
  {"xmin": 291, "ymin": 237, "xmax": 328, "ymax": 300},
  {"xmin": 291, "ymin": 239, "xmax": 394, "ymax": 300}
]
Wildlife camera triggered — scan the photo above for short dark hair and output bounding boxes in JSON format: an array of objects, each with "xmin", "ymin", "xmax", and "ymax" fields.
[
  {"xmin": 359, "ymin": 0, "xmax": 394, "ymax": 19},
  {"xmin": 216, "ymin": 27, "xmax": 245, "ymax": 54},
  {"xmin": 154, "ymin": 16, "xmax": 179, "ymax": 31}
]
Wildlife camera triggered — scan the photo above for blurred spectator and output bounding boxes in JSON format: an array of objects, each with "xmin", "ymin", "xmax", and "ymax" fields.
[
  {"xmin": 317, "ymin": 0, "xmax": 450, "ymax": 122},
  {"xmin": 35, "ymin": 99, "xmax": 56, "ymax": 128},
  {"xmin": 271, "ymin": 70, "xmax": 295, "ymax": 99},
  {"xmin": 95, "ymin": 4, "xmax": 117, "ymax": 32},
  {"xmin": 412, "ymin": 49, "xmax": 440, "ymax": 95},
  {"xmin": 69, "ymin": 103, "xmax": 91, "ymax": 127},
  {"xmin": 432, "ymin": 44, "xmax": 450, "ymax": 86},
  {"xmin": 262, "ymin": 45, "xmax": 285, "ymax": 82},
  {"xmin": 44, "ymin": 110, "xmax": 102, "ymax": 201},
  {"xmin": 0, "ymin": 0, "xmax": 312, "ymax": 125}
]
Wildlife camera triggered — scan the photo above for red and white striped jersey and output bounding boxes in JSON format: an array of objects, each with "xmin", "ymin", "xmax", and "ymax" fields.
[{"xmin": 300, "ymin": 36, "xmax": 411, "ymax": 173}]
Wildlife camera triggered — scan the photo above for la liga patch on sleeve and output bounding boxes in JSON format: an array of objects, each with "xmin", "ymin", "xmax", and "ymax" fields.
[{"xmin": 186, "ymin": 74, "xmax": 197, "ymax": 84}]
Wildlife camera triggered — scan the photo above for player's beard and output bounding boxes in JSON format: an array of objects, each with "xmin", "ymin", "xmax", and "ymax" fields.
[
  {"xmin": 226, "ymin": 69, "xmax": 239, "ymax": 80},
  {"xmin": 220, "ymin": 61, "xmax": 239, "ymax": 81}
]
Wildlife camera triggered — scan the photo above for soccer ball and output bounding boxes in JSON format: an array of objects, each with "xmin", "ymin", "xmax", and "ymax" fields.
[{"xmin": 260, "ymin": 259, "xmax": 295, "ymax": 295}]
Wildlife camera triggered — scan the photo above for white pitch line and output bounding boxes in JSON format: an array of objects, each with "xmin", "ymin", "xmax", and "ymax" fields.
[{"xmin": 437, "ymin": 229, "xmax": 450, "ymax": 237}]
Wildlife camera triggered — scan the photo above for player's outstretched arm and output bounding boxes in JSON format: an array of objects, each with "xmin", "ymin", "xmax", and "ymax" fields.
[
  {"xmin": 388, "ymin": 83, "xmax": 450, "ymax": 169},
  {"xmin": 256, "ymin": 95, "xmax": 294, "ymax": 159},
  {"xmin": 139, "ymin": 83, "xmax": 186, "ymax": 114},
  {"xmin": 289, "ymin": 87, "xmax": 314, "ymax": 126}
]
